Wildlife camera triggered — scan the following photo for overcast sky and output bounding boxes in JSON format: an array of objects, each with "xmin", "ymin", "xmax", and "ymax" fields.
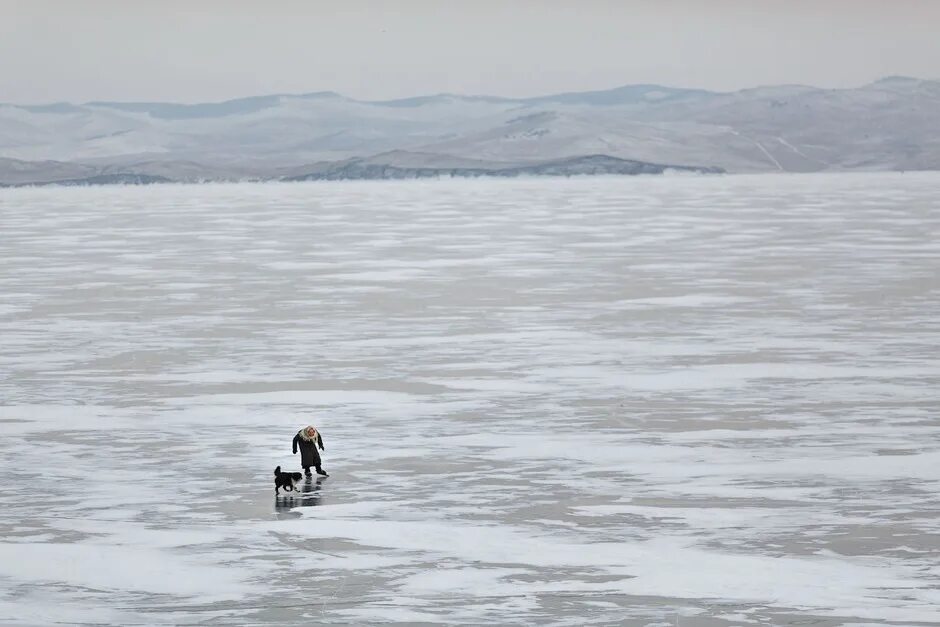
[{"xmin": 2, "ymin": 0, "xmax": 939, "ymax": 104}]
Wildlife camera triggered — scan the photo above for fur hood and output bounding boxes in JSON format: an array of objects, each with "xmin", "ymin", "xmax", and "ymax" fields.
[{"xmin": 298, "ymin": 426, "xmax": 319, "ymax": 442}]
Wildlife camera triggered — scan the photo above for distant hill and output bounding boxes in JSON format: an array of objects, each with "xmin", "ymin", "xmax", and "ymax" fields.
[{"xmin": 1, "ymin": 77, "xmax": 938, "ymax": 185}]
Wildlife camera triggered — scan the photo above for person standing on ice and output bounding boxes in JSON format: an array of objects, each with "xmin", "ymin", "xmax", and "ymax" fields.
[{"xmin": 292, "ymin": 425, "xmax": 328, "ymax": 477}]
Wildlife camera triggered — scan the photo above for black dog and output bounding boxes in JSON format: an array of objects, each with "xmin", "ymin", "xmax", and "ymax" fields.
[{"xmin": 274, "ymin": 465, "xmax": 303, "ymax": 495}]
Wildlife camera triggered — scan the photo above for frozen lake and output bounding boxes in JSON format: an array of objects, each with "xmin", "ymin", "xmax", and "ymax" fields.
[{"xmin": 1, "ymin": 173, "xmax": 939, "ymax": 625}]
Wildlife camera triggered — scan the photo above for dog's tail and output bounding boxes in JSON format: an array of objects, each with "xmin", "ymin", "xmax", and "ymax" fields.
[{"xmin": 274, "ymin": 465, "xmax": 281, "ymax": 475}]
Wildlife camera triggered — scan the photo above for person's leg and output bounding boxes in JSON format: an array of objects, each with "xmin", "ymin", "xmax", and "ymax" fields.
[
  {"xmin": 303, "ymin": 466, "xmax": 311, "ymax": 476},
  {"xmin": 311, "ymin": 449, "xmax": 326, "ymax": 476}
]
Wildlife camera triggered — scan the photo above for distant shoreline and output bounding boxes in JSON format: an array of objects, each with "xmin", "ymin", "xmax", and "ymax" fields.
[
  {"xmin": 3, "ymin": 169, "xmax": 935, "ymax": 192},
  {"xmin": 0, "ymin": 154, "xmax": 723, "ymax": 188}
]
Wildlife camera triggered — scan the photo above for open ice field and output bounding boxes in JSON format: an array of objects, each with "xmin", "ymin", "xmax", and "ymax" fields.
[{"xmin": 1, "ymin": 173, "xmax": 939, "ymax": 626}]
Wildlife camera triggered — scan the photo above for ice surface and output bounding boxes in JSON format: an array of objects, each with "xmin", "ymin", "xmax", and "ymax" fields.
[{"xmin": 1, "ymin": 173, "xmax": 939, "ymax": 625}]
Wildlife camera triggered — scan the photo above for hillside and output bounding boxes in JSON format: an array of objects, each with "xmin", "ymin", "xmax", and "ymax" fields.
[{"xmin": 1, "ymin": 77, "xmax": 937, "ymax": 185}]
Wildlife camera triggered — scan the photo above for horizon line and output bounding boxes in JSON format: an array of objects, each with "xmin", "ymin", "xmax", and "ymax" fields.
[{"xmin": 4, "ymin": 75, "xmax": 935, "ymax": 109}]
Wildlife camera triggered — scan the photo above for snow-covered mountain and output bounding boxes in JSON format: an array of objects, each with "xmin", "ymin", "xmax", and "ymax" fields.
[{"xmin": 1, "ymin": 77, "xmax": 937, "ymax": 184}]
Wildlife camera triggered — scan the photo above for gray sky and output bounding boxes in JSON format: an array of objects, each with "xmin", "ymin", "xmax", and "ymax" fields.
[{"xmin": 2, "ymin": 0, "xmax": 939, "ymax": 104}]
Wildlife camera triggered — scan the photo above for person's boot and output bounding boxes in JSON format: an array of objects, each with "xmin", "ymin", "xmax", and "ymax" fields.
[
  {"xmin": 304, "ymin": 467, "xmax": 312, "ymax": 477},
  {"xmin": 316, "ymin": 467, "xmax": 329, "ymax": 477}
]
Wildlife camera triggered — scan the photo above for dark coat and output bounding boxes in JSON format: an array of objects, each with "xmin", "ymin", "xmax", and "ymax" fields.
[{"xmin": 292, "ymin": 430, "xmax": 324, "ymax": 468}]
